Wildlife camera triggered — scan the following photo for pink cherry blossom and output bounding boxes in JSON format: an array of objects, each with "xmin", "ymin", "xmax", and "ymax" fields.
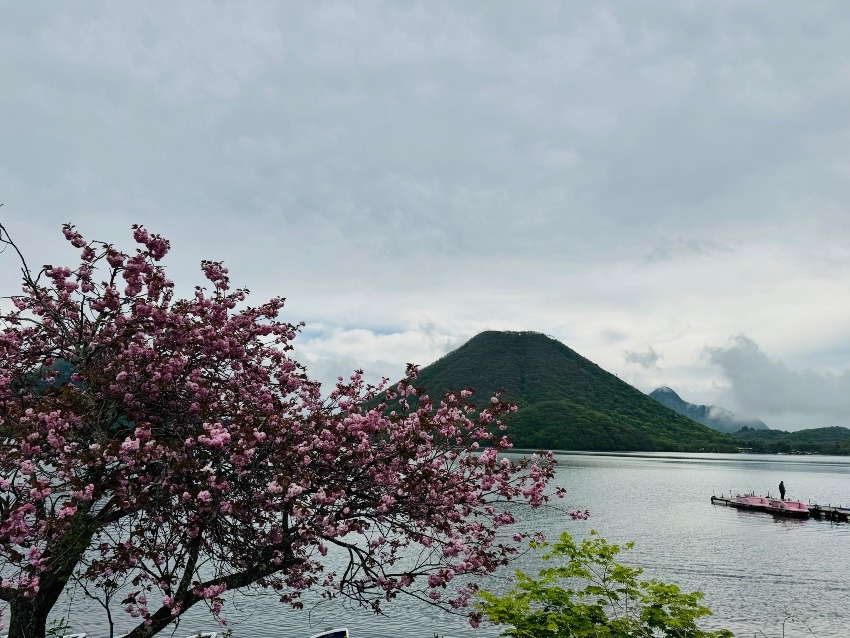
[{"xmin": 0, "ymin": 222, "xmax": 568, "ymax": 638}]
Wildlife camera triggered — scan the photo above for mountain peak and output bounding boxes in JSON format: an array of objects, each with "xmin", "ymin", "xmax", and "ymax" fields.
[
  {"xmin": 405, "ymin": 331, "xmax": 737, "ymax": 452},
  {"xmin": 648, "ymin": 387, "xmax": 769, "ymax": 433},
  {"xmin": 651, "ymin": 386, "xmax": 681, "ymax": 399}
]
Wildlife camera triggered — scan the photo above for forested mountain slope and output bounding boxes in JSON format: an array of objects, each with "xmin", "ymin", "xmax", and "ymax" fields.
[{"xmin": 410, "ymin": 331, "xmax": 738, "ymax": 452}]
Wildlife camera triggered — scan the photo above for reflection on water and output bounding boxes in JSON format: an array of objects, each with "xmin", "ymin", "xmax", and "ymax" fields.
[{"xmin": 35, "ymin": 453, "xmax": 850, "ymax": 637}]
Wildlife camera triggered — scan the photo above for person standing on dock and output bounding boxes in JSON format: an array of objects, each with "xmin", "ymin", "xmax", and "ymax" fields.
[{"xmin": 779, "ymin": 480, "xmax": 786, "ymax": 500}]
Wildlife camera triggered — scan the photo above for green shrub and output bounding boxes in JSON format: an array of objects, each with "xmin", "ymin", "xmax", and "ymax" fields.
[{"xmin": 478, "ymin": 531, "xmax": 733, "ymax": 638}]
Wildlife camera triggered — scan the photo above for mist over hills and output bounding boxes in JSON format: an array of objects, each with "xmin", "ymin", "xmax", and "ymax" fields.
[
  {"xmin": 409, "ymin": 331, "xmax": 738, "ymax": 452},
  {"xmin": 645, "ymin": 386, "xmax": 850, "ymax": 454},
  {"xmin": 648, "ymin": 386, "xmax": 770, "ymax": 434}
]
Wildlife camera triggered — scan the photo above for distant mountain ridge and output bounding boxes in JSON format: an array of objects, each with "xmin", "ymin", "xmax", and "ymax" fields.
[
  {"xmin": 648, "ymin": 386, "xmax": 770, "ymax": 434},
  {"xmin": 407, "ymin": 331, "xmax": 738, "ymax": 453}
]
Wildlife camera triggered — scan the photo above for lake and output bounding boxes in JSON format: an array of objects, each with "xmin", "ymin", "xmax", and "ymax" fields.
[
  {"xmin": 43, "ymin": 452, "xmax": 850, "ymax": 638},
  {"xmin": 539, "ymin": 452, "xmax": 850, "ymax": 638}
]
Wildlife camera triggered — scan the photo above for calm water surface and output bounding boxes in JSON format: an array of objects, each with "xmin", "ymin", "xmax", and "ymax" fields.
[
  {"xmin": 541, "ymin": 452, "xmax": 850, "ymax": 638},
  {"xmin": 48, "ymin": 452, "xmax": 850, "ymax": 637}
]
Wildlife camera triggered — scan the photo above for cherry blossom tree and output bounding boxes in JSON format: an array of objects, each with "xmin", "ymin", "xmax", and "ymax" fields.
[{"xmin": 0, "ymin": 222, "xmax": 563, "ymax": 638}]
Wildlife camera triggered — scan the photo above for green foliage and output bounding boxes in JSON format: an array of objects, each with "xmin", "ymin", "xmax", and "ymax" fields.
[
  {"xmin": 478, "ymin": 530, "xmax": 733, "ymax": 638},
  {"xmin": 411, "ymin": 331, "xmax": 739, "ymax": 452},
  {"xmin": 732, "ymin": 425, "xmax": 850, "ymax": 455},
  {"xmin": 46, "ymin": 617, "xmax": 73, "ymax": 637}
]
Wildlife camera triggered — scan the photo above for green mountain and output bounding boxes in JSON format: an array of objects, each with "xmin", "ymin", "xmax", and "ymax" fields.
[
  {"xmin": 410, "ymin": 331, "xmax": 738, "ymax": 452},
  {"xmin": 732, "ymin": 425, "xmax": 850, "ymax": 455}
]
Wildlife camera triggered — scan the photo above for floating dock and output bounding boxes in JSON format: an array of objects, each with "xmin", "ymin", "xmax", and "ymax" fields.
[{"xmin": 711, "ymin": 495, "xmax": 850, "ymax": 522}]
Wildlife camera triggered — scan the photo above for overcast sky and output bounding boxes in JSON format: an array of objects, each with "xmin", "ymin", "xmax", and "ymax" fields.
[{"xmin": 3, "ymin": 2, "xmax": 850, "ymax": 431}]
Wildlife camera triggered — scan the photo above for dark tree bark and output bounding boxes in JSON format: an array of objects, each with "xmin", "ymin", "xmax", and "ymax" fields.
[{"xmin": 4, "ymin": 510, "xmax": 99, "ymax": 638}]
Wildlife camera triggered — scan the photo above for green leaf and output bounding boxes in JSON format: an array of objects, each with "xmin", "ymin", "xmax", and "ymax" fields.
[{"xmin": 477, "ymin": 530, "xmax": 732, "ymax": 638}]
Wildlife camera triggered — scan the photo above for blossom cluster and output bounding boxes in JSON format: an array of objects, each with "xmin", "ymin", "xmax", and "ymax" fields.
[{"xmin": 0, "ymin": 223, "xmax": 568, "ymax": 636}]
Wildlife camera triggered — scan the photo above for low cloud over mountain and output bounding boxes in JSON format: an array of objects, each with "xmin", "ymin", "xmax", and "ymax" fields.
[{"xmin": 649, "ymin": 385, "xmax": 769, "ymax": 434}]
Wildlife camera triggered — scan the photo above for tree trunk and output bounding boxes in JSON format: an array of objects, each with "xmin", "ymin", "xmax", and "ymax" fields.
[
  {"xmin": 7, "ymin": 591, "xmax": 62, "ymax": 638},
  {"xmin": 5, "ymin": 510, "xmax": 99, "ymax": 638}
]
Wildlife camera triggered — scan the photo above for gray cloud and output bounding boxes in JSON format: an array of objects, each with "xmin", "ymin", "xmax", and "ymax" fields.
[
  {"xmin": 419, "ymin": 319, "xmax": 465, "ymax": 355},
  {"xmin": 624, "ymin": 346, "xmax": 662, "ymax": 370},
  {"xmin": 4, "ymin": 3, "xmax": 850, "ymax": 430},
  {"xmin": 644, "ymin": 237, "xmax": 733, "ymax": 264},
  {"xmin": 705, "ymin": 335, "xmax": 850, "ymax": 429}
]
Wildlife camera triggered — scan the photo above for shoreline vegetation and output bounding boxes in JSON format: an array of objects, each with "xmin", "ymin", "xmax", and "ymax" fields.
[{"xmin": 478, "ymin": 530, "xmax": 733, "ymax": 638}]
